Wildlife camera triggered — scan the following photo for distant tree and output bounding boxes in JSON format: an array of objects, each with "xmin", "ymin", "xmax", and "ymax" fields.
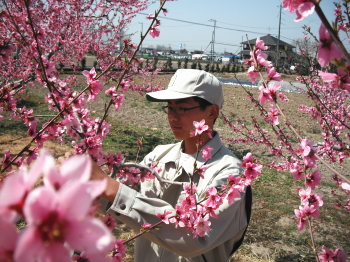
[
  {"xmin": 204, "ymin": 63, "xmax": 210, "ymax": 72},
  {"xmin": 231, "ymin": 64, "xmax": 236, "ymax": 73},
  {"xmin": 167, "ymin": 57, "xmax": 173, "ymax": 69},
  {"xmin": 179, "ymin": 49, "xmax": 188, "ymax": 54},
  {"xmin": 184, "ymin": 57, "xmax": 189, "ymax": 69},
  {"xmin": 156, "ymin": 45, "xmax": 167, "ymax": 52},
  {"xmin": 220, "ymin": 65, "xmax": 225, "ymax": 73},
  {"xmin": 210, "ymin": 64, "xmax": 215, "ymax": 72},
  {"xmin": 153, "ymin": 57, "xmax": 158, "ymax": 71},
  {"xmin": 177, "ymin": 60, "xmax": 182, "ymax": 69},
  {"xmin": 191, "ymin": 62, "xmax": 197, "ymax": 69},
  {"xmin": 81, "ymin": 57, "xmax": 86, "ymax": 70},
  {"xmin": 198, "ymin": 63, "xmax": 202, "ymax": 70}
]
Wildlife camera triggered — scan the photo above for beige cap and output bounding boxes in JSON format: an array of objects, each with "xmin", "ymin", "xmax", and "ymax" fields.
[{"xmin": 146, "ymin": 69, "xmax": 224, "ymax": 108}]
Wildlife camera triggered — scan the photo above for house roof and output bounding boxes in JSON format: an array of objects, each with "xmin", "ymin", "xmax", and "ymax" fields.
[
  {"xmin": 239, "ymin": 49, "xmax": 293, "ymax": 58},
  {"xmin": 241, "ymin": 34, "xmax": 295, "ymax": 48}
]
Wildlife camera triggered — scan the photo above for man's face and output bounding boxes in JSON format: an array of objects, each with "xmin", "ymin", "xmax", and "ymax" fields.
[{"xmin": 167, "ymin": 97, "xmax": 211, "ymax": 141}]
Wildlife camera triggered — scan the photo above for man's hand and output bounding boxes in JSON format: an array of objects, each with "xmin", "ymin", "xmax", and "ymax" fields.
[
  {"xmin": 90, "ymin": 158, "xmax": 120, "ymax": 203},
  {"xmin": 58, "ymin": 152, "xmax": 120, "ymax": 203}
]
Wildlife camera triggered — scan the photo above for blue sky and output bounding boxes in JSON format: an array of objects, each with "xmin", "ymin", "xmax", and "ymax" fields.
[{"xmin": 126, "ymin": 0, "xmax": 349, "ymax": 54}]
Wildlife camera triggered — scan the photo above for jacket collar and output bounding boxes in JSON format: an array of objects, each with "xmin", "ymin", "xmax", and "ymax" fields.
[{"xmin": 160, "ymin": 131, "xmax": 223, "ymax": 167}]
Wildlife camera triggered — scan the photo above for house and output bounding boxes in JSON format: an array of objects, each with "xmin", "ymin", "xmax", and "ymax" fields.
[{"xmin": 240, "ymin": 34, "xmax": 297, "ymax": 68}]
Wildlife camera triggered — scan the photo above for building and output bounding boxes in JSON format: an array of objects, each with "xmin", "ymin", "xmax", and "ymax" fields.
[{"xmin": 240, "ymin": 34, "xmax": 297, "ymax": 68}]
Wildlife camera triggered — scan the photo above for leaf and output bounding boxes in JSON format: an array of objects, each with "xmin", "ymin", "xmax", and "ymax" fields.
[{"xmin": 331, "ymin": 58, "xmax": 346, "ymax": 70}]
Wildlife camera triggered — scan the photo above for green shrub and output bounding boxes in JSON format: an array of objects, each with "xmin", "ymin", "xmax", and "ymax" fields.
[{"xmin": 81, "ymin": 57, "xmax": 86, "ymax": 70}]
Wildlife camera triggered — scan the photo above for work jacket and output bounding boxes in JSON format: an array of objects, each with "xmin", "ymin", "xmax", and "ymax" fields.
[{"xmin": 100, "ymin": 133, "xmax": 248, "ymax": 262}]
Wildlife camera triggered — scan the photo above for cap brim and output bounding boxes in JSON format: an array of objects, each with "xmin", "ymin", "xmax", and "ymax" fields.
[{"xmin": 146, "ymin": 89, "xmax": 196, "ymax": 102}]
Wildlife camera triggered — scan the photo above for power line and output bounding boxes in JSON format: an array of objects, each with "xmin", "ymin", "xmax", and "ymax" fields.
[{"xmin": 138, "ymin": 12, "xmax": 270, "ymax": 35}]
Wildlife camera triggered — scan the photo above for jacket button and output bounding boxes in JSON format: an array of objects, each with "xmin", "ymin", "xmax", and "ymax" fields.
[{"xmin": 120, "ymin": 203, "xmax": 126, "ymax": 210}]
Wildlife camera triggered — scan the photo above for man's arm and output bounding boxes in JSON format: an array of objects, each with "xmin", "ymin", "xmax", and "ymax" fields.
[{"xmin": 90, "ymin": 159, "xmax": 120, "ymax": 203}]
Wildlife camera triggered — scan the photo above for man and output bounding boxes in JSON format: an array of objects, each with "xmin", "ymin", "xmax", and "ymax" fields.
[{"xmin": 93, "ymin": 69, "xmax": 250, "ymax": 261}]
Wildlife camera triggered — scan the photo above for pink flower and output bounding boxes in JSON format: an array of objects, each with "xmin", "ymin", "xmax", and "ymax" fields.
[
  {"xmin": 181, "ymin": 195, "xmax": 196, "ymax": 211},
  {"xmin": 120, "ymin": 79, "xmax": 131, "ymax": 92},
  {"xmin": 0, "ymin": 45, "xmax": 13, "ymax": 63},
  {"xmin": 42, "ymin": 150, "xmax": 92, "ymax": 190},
  {"xmin": 205, "ymin": 187, "xmax": 222, "ymax": 209},
  {"xmin": 182, "ymin": 183, "xmax": 198, "ymax": 197},
  {"xmin": 112, "ymin": 239, "xmax": 126, "ymax": 262},
  {"xmin": 318, "ymin": 69, "xmax": 350, "ymax": 92},
  {"xmin": 299, "ymin": 187, "xmax": 323, "ymax": 208},
  {"xmin": 242, "ymin": 152, "xmax": 253, "ymax": 167},
  {"xmin": 100, "ymin": 214, "xmax": 117, "ymax": 231},
  {"xmin": 113, "ymin": 94, "xmax": 125, "ymax": 112},
  {"xmin": 201, "ymin": 145, "xmax": 213, "ymax": 161},
  {"xmin": 14, "ymin": 181, "xmax": 114, "ymax": 262},
  {"xmin": 156, "ymin": 211, "xmax": 173, "ymax": 224},
  {"xmin": 318, "ymin": 246, "xmax": 348, "ymax": 262},
  {"xmin": 255, "ymin": 37, "xmax": 269, "ymax": 50},
  {"xmin": 341, "ymin": 182, "xmax": 350, "ymax": 191},
  {"xmin": 162, "ymin": 8, "xmax": 168, "ymax": 16},
  {"xmin": 283, "ymin": 0, "xmax": 315, "ymax": 22},
  {"xmin": 0, "ymin": 45, "xmax": 15, "ymax": 63},
  {"xmin": 305, "ymin": 170, "xmax": 322, "ymax": 190},
  {"xmin": 243, "ymin": 162, "xmax": 262, "ymax": 185},
  {"xmin": 141, "ymin": 223, "xmax": 152, "ymax": 231},
  {"xmin": 89, "ymin": 80, "xmax": 103, "ymax": 101},
  {"xmin": 193, "ymin": 215, "xmax": 211, "ymax": 237},
  {"xmin": 149, "ymin": 26, "xmax": 160, "ymax": 38},
  {"xmin": 192, "ymin": 119, "xmax": 209, "ymax": 136},
  {"xmin": 0, "ymin": 151, "xmax": 49, "ymax": 221},
  {"xmin": 196, "ymin": 164, "xmax": 208, "ymax": 179},
  {"xmin": 226, "ymin": 188, "xmax": 241, "ymax": 205},
  {"xmin": 247, "ymin": 66, "xmax": 259, "ymax": 84},
  {"xmin": 267, "ymin": 67, "xmax": 282, "ymax": 82},
  {"xmin": 294, "ymin": 204, "xmax": 318, "ymax": 231},
  {"xmin": 268, "ymin": 104, "xmax": 279, "ymax": 125},
  {"xmin": 299, "ymin": 138, "xmax": 318, "ymax": 167},
  {"xmin": 290, "ymin": 163, "xmax": 304, "ymax": 181},
  {"xmin": 146, "ymin": 14, "xmax": 155, "ymax": 20},
  {"xmin": 0, "ymin": 217, "xmax": 18, "ymax": 261},
  {"xmin": 256, "ymin": 49, "xmax": 272, "ymax": 67},
  {"xmin": 83, "ymin": 67, "xmax": 97, "ymax": 83},
  {"xmin": 318, "ymin": 23, "xmax": 342, "ymax": 68},
  {"xmin": 258, "ymin": 82, "xmax": 280, "ymax": 105}
]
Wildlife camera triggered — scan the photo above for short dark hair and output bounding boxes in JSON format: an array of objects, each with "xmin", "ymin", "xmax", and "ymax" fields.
[
  {"xmin": 193, "ymin": 96, "xmax": 213, "ymax": 111},
  {"xmin": 193, "ymin": 96, "xmax": 218, "ymax": 124}
]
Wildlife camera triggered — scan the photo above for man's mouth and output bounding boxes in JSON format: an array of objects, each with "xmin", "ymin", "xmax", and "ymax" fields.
[{"xmin": 170, "ymin": 125, "xmax": 181, "ymax": 130}]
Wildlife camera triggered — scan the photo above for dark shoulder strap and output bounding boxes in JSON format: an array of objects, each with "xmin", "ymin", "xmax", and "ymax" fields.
[{"xmin": 230, "ymin": 185, "xmax": 252, "ymax": 255}]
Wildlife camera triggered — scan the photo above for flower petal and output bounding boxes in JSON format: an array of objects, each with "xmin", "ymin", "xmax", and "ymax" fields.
[
  {"xmin": 60, "ymin": 155, "xmax": 91, "ymax": 183},
  {"xmin": 65, "ymin": 217, "xmax": 114, "ymax": 257}
]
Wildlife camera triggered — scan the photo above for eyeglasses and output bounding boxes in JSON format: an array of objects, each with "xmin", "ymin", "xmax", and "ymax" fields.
[{"xmin": 162, "ymin": 105, "xmax": 201, "ymax": 115}]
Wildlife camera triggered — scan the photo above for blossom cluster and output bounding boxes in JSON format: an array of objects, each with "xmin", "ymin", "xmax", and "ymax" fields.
[
  {"xmin": 0, "ymin": 150, "xmax": 117, "ymax": 262},
  {"xmin": 155, "ymin": 120, "xmax": 262, "ymax": 238},
  {"xmin": 223, "ymin": 1, "xmax": 350, "ymax": 258},
  {"xmin": 155, "ymin": 151, "xmax": 261, "ymax": 238},
  {"xmin": 0, "ymin": 0, "xmax": 167, "ymax": 174}
]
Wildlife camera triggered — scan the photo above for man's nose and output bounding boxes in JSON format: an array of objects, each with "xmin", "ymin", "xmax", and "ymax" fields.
[{"xmin": 168, "ymin": 109, "xmax": 179, "ymax": 121}]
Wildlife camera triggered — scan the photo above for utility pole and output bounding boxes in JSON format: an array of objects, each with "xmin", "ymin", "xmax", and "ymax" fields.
[
  {"xmin": 139, "ymin": 22, "xmax": 143, "ymax": 54},
  {"xmin": 276, "ymin": 4, "xmax": 282, "ymax": 70},
  {"xmin": 209, "ymin": 19, "xmax": 216, "ymax": 64}
]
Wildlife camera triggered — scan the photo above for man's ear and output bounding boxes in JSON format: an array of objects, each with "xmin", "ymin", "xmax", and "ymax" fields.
[{"xmin": 209, "ymin": 104, "xmax": 220, "ymax": 120}]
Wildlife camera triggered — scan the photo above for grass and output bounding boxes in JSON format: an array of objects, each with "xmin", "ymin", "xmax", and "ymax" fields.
[
  {"xmin": 0, "ymin": 94, "xmax": 54, "ymax": 135},
  {"xmin": 102, "ymin": 120, "xmax": 176, "ymax": 162}
]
